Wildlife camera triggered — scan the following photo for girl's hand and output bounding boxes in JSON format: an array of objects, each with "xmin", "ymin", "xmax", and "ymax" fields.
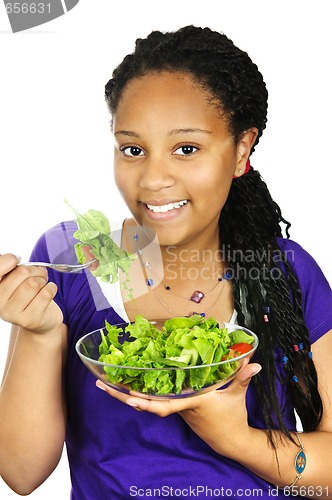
[
  {"xmin": 96, "ymin": 358, "xmax": 261, "ymax": 453},
  {"xmin": 0, "ymin": 253, "xmax": 63, "ymax": 333}
]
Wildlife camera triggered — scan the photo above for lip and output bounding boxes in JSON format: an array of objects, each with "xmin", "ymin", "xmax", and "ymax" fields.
[{"xmin": 140, "ymin": 199, "xmax": 189, "ymax": 220}]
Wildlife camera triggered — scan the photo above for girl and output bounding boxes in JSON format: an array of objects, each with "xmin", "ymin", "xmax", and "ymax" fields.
[{"xmin": 0, "ymin": 26, "xmax": 331, "ymax": 499}]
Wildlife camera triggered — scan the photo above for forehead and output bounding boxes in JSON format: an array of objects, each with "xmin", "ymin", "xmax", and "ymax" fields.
[
  {"xmin": 113, "ymin": 71, "xmax": 227, "ymax": 133},
  {"xmin": 119, "ymin": 70, "xmax": 209, "ymax": 101}
]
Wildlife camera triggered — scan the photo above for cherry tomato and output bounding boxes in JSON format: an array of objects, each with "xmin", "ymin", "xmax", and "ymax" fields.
[{"xmin": 230, "ymin": 343, "xmax": 252, "ymax": 355}]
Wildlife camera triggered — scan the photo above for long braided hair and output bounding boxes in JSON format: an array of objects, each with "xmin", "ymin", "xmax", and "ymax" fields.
[{"xmin": 104, "ymin": 25, "xmax": 322, "ymax": 443}]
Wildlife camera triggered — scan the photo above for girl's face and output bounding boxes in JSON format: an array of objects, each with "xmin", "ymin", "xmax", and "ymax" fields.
[{"xmin": 113, "ymin": 71, "xmax": 251, "ymax": 249}]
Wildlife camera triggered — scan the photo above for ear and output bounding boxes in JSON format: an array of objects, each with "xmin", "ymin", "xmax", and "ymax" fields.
[{"xmin": 233, "ymin": 128, "xmax": 259, "ymax": 177}]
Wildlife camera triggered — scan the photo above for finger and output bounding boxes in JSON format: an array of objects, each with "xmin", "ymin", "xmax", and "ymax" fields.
[
  {"xmin": 96, "ymin": 380, "xmax": 139, "ymax": 406},
  {"xmin": 3, "ymin": 265, "xmax": 49, "ymax": 304},
  {"xmin": 17, "ymin": 281, "xmax": 62, "ymax": 331},
  {"xmin": 235, "ymin": 362, "xmax": 262, "ymax": 389},
  {"xmin": 21, "ymin": 280, "xmax": 58, "ymax": 314},
  {"xmin": 95, "ymin": 380, "xmax": 196, "ymax": 415},
  {"xmin": 0, "ymin": 263, "xmax": 48, "ymax": 296},
  {"xmin": 0, "ymin": 253, "xmax": 21, "ymax": 281},
  {"xmin": 96, "ymin": 380, "xmax": 151, "ymax": 410},
  {"xmin": 0, "ymin": 267, "xmax": 51, "ymax": 325}
]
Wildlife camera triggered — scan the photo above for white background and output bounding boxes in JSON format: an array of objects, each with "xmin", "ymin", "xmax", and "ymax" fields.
[{"xmin": 0, "ymin": 1, "xmax": 331, "ymax": 498}]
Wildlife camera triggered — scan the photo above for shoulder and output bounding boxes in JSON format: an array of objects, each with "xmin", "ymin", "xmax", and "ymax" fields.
[
  {"xmin": 276, "ymin": 237, "xmax": 332, "ymax": 343},
  {"xmin": 275, "ymin": 237, "xmax": 329, "ymax": 283},
  {"xmin": 30, "ymin": 220, "xmax": 78, "ymax": 262},
  {"xmin": 275, "ymin": 237, "xmax": 318, "ymax": 266}
]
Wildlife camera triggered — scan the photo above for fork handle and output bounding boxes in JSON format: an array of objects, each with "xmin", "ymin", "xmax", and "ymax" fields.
[{"xmin": 19, "ymin": 262, "xmax": 52, "ymax": 267}]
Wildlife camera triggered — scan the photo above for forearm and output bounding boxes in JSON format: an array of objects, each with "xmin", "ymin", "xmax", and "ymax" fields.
[
  {"xmin": 188, "ymin": 419, "xmax": 332, "ymax": 498},
  {"xmin": 0, "ymin": 324, "xmax": 67, "ymax": 494},
  {"xmin": 100, "ymin": 347, "xmax": 332, "ymax": 499},
  {"xmin": 242, "ymin": 429, "xmax": 330, "ymax": 494}
]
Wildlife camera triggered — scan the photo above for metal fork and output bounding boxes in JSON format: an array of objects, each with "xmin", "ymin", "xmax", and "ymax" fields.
[{"xmin": 19, "ymin": 259, "xmax": 97, "ymax": 273}]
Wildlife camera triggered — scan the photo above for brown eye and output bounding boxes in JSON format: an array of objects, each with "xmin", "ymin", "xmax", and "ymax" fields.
[
  {"xmin": 174, "ymin": 145, "xmax": 199, "ymax": 156},
  {"xmin": 121, "ymin": 146, "xmax": 144, "ymax": 157}
]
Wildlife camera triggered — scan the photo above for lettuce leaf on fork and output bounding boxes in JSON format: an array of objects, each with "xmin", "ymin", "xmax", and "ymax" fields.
[{"xmin": 65, "ymin": 200, "xmax": 136, "ymax": 298}]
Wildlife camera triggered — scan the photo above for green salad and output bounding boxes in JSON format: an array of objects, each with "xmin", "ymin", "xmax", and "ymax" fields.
[
  {"xmin": 65, "ymin": 200, "xmax": 136, "ymax": 297},
  {"xmin": 98, "ymin": 315, "xmax": 255, "ymax": 395}
]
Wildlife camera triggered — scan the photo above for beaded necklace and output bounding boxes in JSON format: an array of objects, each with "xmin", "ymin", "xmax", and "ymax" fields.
[{"xmin": 133, "ymin": 232, "xmax": 231, "ymax": 317}]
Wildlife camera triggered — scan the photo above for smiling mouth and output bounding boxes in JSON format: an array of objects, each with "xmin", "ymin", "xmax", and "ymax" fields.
[{"xmin": 145, "ymin": 200, "xmax": 188, "ymax": 213}]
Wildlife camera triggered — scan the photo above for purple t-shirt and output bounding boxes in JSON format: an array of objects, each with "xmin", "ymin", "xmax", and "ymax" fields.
[{"xmin": 30, "ymin": 221, "xmax": 332, "ymax": 500}]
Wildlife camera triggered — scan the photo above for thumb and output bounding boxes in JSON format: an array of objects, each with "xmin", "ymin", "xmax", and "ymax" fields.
[{"xmin": 236, "ymin": 362, "xmax": 262, "ymax": 389}]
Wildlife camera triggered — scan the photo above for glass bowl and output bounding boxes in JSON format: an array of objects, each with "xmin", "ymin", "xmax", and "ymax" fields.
[{"xmin": 75, "ymin": 319, "xmax": 258, "ymax": 400}]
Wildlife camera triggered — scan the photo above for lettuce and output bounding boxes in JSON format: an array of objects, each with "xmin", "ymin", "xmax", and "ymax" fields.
[
  {"xmin": 98, "ymin": 315, "xmax": 255, "ymax": 395},
  {"xmin": 65, "ymin": 200, "xmax": 136, "ymax": 298}
]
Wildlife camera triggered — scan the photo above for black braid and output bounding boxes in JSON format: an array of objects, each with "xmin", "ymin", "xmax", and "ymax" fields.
[
  {"xmin": 104, "ymin": 25, "xmax": 323, "ymax": 443},
  {"xmin": 223, "ymin": 170, "xmax": 322, "ymax": 442}
]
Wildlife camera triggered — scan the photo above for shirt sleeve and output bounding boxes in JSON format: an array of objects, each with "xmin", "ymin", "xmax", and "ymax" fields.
[{"xmin": 277, "ymin": 238, "xmax": 332, "ymax": 343}]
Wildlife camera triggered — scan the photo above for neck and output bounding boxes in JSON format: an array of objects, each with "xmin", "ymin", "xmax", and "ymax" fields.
[
  {"xmin": 123, "ymin": 218, "xmax": 225, "ymax": 283},
  {"xmin": 121, "ymin": 219, "xmax": 233, "ymax": 322},
  {"xmin": 161, "ymin": 245, "xmax": 223, "ymax": 283}
]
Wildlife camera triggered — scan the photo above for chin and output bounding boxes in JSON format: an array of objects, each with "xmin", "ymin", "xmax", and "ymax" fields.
[{"xmin": 156, "ymin": 232, "xmax": 188, "ymax": 249}]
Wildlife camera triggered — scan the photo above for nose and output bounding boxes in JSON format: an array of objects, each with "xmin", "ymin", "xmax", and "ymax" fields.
[{"xmin": 139, "ymin": 156, "xmax": 175, "ymax": 192}]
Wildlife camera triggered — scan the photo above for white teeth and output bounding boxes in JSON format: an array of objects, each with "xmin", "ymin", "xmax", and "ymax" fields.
[{"xmin": 146, "ymin": 200, "xmax": 188, "ymax": 213}]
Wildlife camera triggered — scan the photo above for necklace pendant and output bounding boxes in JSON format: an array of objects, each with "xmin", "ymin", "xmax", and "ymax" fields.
[{"xmin": 190, "ymin": 290, "xmax": 205, "ymax": 303}]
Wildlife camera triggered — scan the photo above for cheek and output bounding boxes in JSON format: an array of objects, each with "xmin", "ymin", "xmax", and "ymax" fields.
[
  {"xmin": 196, "ymin": 167, "xmax": 232, "ymax": 198},
  {"xmin": 114, "ymin": 166, "xmax": 129, "ymax": 201},
  {"xmin": 207, "ymin": 189, "xmax": 230, "ymax": 213},
  {"xmin": 113, "ymin": 165, "xmax": 122, "ymax": 190},
  {"xmin": 114, "ymin": 165, "xmax": 140, "ymax": 214},
  {"xmin": 114, "ymin": 156, "xmax": 127, "ymax": 192},
  {"xmin": 196, "ymin": 173, "xmax": 232, "ymax": 214}
]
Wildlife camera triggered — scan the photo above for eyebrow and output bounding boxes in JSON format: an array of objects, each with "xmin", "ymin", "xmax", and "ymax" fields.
[
  {"xmin": 113, "ymin": 130, "xmax": 139, "ymax": 137},
  {"xmin": 114, "ymin": 128, "xmax": 212, "ymax": 137},
  {"xmin": 168, "ymin": 128, "xmax": 212, "ymax": 136}
]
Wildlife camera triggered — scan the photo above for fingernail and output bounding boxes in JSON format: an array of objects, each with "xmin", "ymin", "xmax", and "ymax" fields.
[
  {"xmin": 127, "ymin": 400, "xmax": 139, "ymax": 408},
  {"xmin": 96, "ymin": 380, "xmax": 106, "ymax": 391},
  {"xmin": 14, "ymin": 254, "xmax": 21, "ymax": 262}
]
